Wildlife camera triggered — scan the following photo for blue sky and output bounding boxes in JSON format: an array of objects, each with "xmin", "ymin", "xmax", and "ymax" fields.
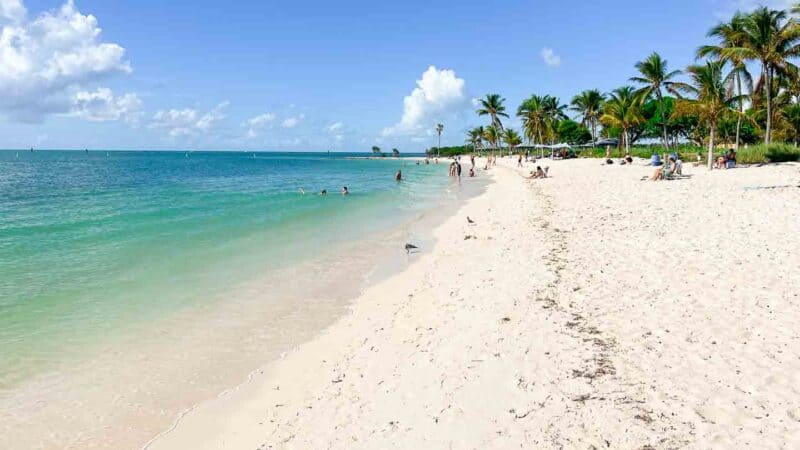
[{"xmin": 0, "ymin": 0, "xmax": 792, "ymax": 151}]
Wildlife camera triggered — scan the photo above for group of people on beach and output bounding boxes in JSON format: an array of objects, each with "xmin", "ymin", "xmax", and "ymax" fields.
[
  {"xmin": 716, "ymin": 149, "xmax": 737, "ymax": 169},
  {"xmin": 447, "ymin": 155, "xmax": 477, "ymax": 178},
  {"xmin": 649, "ymin": 153, "xmax": 683, "ymax": 181}
]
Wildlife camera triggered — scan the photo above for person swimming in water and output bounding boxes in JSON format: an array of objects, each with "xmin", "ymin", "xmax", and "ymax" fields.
[
  {"xmin": 341, "ymin": 186, "xmax": 349, "ymax": 195},
  {"xmin": 320, "ymin": 189, "xmax": 327, "ymax": 195},
  {"xmin": 395, "ymin": 170, "xmax": 402, "ymax": 181}
]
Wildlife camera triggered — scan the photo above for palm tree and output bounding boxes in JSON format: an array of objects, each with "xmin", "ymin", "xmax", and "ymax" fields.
[
  {"xmin": 600, "ymin": 86, "xmax": 644, "ymax": 154},
  {"xmin": 476, "ymin": 94, "xmax": 509, "ymax": 131},
  {"xmin": 631, "ymin": 52, "xmax": 681, "ymax": 151},
  {"xmin": 541, "ymin": 95, "xmax": 569, "ymax": 143},
  {"xmin": 466, "ymin": 126, "xmax": 484, "ymax": 151},
  {"xmin": 502, "ymin": 128, "xmax": 522, "ymax": 155},
  {"xmin": 698, "ymin": 12, "xmax": 754, "ymax": 150},
  {"xmin": 435, "ymin": 123, "xmax": 443, "ymax": 157},
  {"xmin": 725, "ymin": 7, "xmax": 800, "ymax": 143},
  {"xmin": 672, "ymin": 61, "xmax": 742, "ymax": 169},
  {"xmin": 483, "ymin": 125, "xmax": 500, "ymax": 153},
  {"xmin": 570, "ymin": 89, "xmax": 605, "ymax": 142},
  {"xmin": 518, "ymin": 95, "xmax": 546, "ymax": 145}
]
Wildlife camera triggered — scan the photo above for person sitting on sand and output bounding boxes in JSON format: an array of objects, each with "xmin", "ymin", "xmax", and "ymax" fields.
[
  {"xmin": 395, "ymin": 170, "xmax": 402, "ymax": 181},
  {"xmin": 716, "ymin": 152, "xmax": 727, "ymax": 169},
  {"xmin": 341, "ymin": 186, "xmax": 349, "ymax": 195},
  {"xmin": 526, "ymin": 166, "xmax": 547, "ymax": 179},
  {"xmin": 625, "ymin": 153, "xmax": 633, "ymax": 164},
  {"xmin": 651, "ymin": 156, "xmax": 677, "ymax": 181},
  {"xmin": 469, "ymin": 167, "xmax": 475, "ymax": 177},
  {"xmin": 651, "ymin": 153, "xmax": 662, "ymax": 166},
  {"xmin": 726, "ymin": 149, "xmax": 737, "ymax": 169}
]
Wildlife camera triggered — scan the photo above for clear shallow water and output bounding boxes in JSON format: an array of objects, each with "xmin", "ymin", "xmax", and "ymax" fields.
[{"xmin": 0, "ymin": 150, "xmax": 449, "ymax": 391}]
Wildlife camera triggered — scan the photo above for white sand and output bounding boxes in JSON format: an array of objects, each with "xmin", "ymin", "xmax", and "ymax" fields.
[{"xmin": 149, "ymin": 157, "xmax": 800, "ymax": 449}]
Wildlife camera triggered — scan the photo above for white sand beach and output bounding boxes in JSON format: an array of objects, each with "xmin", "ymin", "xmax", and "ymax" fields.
[{"xmin": 149, "ymin": 157, "xmax": 800, "ymax": 449}]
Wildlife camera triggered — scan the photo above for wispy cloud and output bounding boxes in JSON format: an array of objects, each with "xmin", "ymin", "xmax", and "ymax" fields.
[
  {"xmin": 325, "ymin": 122, "xmax": 343, "ymax": 132},
  {"xmin": 281, "ymin": 114, "xmax": 304, "ymax": 128},
  {"xmin": 150, "ymin": 101, "xmax": 228, "ymax": 137},
  {"xmin": 540, "ymin": 47, "xmax": 561, "ymax": 68}
]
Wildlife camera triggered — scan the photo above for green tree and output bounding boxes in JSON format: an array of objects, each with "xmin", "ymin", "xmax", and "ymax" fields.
[
  {"xmin": 570, "ymin": 89, "xmax": 605, "ymax": 142},
  {"xmin": 601, "ymin": 87, "xmax": 644, "ymax": 154},
  {"xmin": 483, "ymin": 125, "xmax": 500, "ymax": 152},
  {"xmin": 542, "ymin": 95, "xmax": 568, "ymax": 143},
  {"xmin": 673, "ymin": 61, "xmax": 743, "ymax": 169},
  {"xmin": 518, "ymin": 95, "xmax": 546, "ymax": 144},
  {"xmin": 782, "ymin": 103, "xmax": 800, "ymax": 144},
  {"xmin": 435, "ymin": 123, "xmax": 444, "ymax": 157},
  {"xmin": 698, "ymin": 12, "xmax": 754, "ymax": 150},
  {"xmin": 556, "ymin": 120, "xmax": 592, "ymax": 144},
  {"xmin": 631, "ymin": 52, "xmax": 681, "ymax": 151},
  {"xmin": 725, "ymin": 7, "xmax": 800, "ymax": 143},
  {"xmin": 466, "ymin": 126, "xmax": 484, "ymax": 150},
  {"xmin": 502, "ymin": 128, "xmax": 522, "ymax": 154},
  {"xmin": 476, "ymin": 94, "xmax": 509, "ymax": 131}
]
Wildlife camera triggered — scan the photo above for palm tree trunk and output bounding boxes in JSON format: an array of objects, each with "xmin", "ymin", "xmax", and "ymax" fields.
[
  {"xmin": 624, "ymin": 128, "xmax": 630, "ymax": 154},
  {"xmin": 657, "ymin": 89, "xmax": 669, "ymax": 151},
  {"xmin": 765, "ymin": 64, "xmax": 772, "ymax": 144},
  {"xmin": 735, "ymin": 72, "xmax": 743, "ymax": 151},
  {"xmin": 707, "ymin": 123, "xmax": 716, "ymax": 170}
]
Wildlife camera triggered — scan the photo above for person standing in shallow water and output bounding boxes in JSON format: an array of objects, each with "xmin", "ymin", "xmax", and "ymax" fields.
[{"xmin": 395, "ymin": 170, "xmax": 402, "ymax": 181}]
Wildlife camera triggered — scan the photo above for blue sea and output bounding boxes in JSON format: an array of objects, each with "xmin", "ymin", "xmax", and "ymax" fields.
[{"xmin": 0, "ymin": 150, "xmax": 461, "ymax": 396}]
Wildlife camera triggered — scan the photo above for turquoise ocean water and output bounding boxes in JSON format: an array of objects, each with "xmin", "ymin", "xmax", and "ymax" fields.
[{"xmin": 0, "ymin": 150, "xmax": 452, "ymax": 392}]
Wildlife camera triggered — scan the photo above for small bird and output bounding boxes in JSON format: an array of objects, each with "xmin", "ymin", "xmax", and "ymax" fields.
[
  {"xmin": 467, "ymin": 216, "xmax": 475, "ymax": 225},
  {"xmin": 404, "ymin": 243, "xmax": 418, "ymax": 254}
]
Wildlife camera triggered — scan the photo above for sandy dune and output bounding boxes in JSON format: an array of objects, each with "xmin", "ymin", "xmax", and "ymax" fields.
[{"xmin": 149, "ymin": 157, "xmax": 800, "ymax": 449}]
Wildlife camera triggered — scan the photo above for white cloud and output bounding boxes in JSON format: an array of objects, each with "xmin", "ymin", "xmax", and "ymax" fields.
[
  {"xmin": 540, "ymin": 47, "xmax": 561, "ymax": 68},
  {"xmin": 326, "ymin": 121, "xmax": 343, "ymax": 132},
  {"xmin": 0, "ymin": 0, "xmax": 132, "ymax": 122},
  {"xmin": 242, "ymin": 112, "xmax": 276, "ymax": 138},
  {"xmin": 0, "ymin": 0, "xmax": 26, "ymax": 23},
  {"xmin": 69, "ymin": 87, "xmax": 142, "ymax": 123},
  {"xmin": 281, "ymin": 114, "xmax": 304, "ymax": 128},
  {"xmin": 247, "ymin": 113, "xmax": 276, "ymax": 128},
  {"xmin": 150, "ymin": 102, "xmax": 228, "ymax": 137},
  {"xmin": 382, "ymin": 65, "xmax": 468, "ymax": 137}
]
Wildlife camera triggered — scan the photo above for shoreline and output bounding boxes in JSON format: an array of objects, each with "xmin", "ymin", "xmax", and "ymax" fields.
[
  {"xmin": 0, "ymin": 160, "xmax": 484, "ymax": 449},
  {"xmin": 149, "ymin": 157, "xmax": 800, "ymax": 449}
]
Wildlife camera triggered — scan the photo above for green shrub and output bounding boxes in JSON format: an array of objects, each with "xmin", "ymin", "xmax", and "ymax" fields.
[{"xmin": 736, "ymin": 144, "xmax": 800, "ymax": 164}]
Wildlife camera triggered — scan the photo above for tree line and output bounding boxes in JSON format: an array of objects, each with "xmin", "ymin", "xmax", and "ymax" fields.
[{"xmin": 455, "ymin": 5, "xmax": 800, "ymax": 169}]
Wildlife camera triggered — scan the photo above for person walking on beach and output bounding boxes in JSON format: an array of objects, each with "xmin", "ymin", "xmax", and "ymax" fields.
[
  {"xmin": 456, "ymin": 160, "xmax": 462, "ymax": 178},
  {"xmin": 395, "ymin": 170, "xmax": 403, "ymax": 181},
  {"xmin": 470, "ymin": 154, "xmax": 475, "ymax": 168},
  {"xmin": 517, "ymin": 154, "xmax": 523, "ymax": 167}
]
